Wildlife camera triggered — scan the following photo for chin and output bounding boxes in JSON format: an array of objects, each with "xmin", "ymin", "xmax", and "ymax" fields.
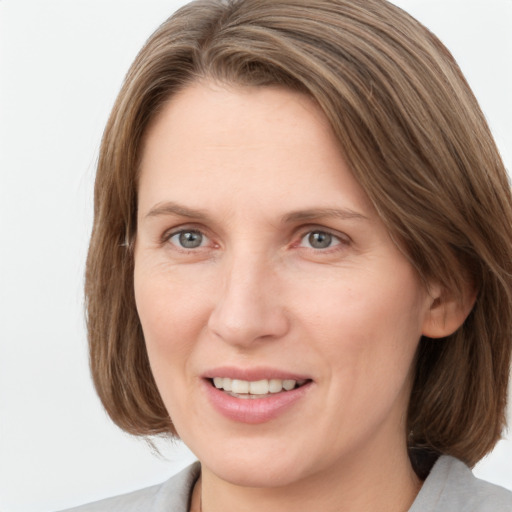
[
  {"xmin": 205, "ymin": 455, "xmax": 309, "ymax": 488},
  {"xmin": 187, "ymin": 432, "xmax": 326, "ymax": 489}
]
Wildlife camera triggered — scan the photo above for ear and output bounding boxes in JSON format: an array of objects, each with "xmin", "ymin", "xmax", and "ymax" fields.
[{"xmin": 421, "ymin": 281, "xmax": 477, "ymax": 339}]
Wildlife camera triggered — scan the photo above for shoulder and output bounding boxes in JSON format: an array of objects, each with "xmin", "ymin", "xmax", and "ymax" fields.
[
  {"xmin": 410, "ymin": 455, "xmax": 512, "ymax": 512},
  {"xmin": 57, "ymin": 462, "xmax": 200, "ymax": 512}
]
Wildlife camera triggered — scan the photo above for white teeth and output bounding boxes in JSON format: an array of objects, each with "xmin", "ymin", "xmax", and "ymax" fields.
[
  {"xmin": 212, "ymin": 377, "xmax": 306, "ymax": 395},
  {"xmin": 213, "ymin": 377, "xmax": 233, "ymax": 390},
  {"xmin": 231, "ymin": 379, "xmax": 249, "ymax": 394},
  {"xmin": 282, "ymin": 379, "xmax": 296, "ymax": 391},
  {"xmin": 269, "ymin": 379, "xmax": 282, "ymax": 393},
  {"xmin": 249, "ymin": 379, "xmax": 269, "ymax": 395}
]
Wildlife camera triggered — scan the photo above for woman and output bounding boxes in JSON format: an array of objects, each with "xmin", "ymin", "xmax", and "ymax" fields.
[{"xmin": 65, "ymin": 0, "xmax": 512, "ymax": 510}]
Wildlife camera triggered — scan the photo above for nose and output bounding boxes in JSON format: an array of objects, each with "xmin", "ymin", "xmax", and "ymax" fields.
[{"xmin": 207, "ymin": 250, "xmax": 290, "ymax": 347}]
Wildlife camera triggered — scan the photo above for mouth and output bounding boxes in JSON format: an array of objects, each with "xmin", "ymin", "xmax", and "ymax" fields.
[
  {"xmin": 203, "ymin": 371, "xmax": 313, "ymax": 423},
  {"xmin": 208, "ymin": 377, "xmax": 311, "ymax": 399}
]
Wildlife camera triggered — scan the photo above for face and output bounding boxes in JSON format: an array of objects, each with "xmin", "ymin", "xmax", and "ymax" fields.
[{"xmin": 134, "ymin": 82, "xmax": 434, "ymax": 488}]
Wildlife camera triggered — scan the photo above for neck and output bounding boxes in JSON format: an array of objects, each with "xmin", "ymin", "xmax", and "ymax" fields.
[{"xmin": 195, "ymin": 440, "xmax": 421, "ymax": 512}]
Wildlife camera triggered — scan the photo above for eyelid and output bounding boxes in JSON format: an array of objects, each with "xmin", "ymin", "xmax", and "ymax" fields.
[
  {"xmin": 298, "ymin": 225, "xmax": 351, "ymax": 241},
  {"xmin": 295, "ymin": 226, "xmax": 352, "ymax": 251},
  {"xmin": 161, "ymin": 224, "xmax": 214, "ymax": 248},
  {"xmin": 159, "ymin": 223, "xmax": 350, "ymax": 252}
]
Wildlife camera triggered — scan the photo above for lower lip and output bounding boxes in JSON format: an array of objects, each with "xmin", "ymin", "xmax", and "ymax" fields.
[{"xmin": 203, "ymin": 379, "xmax": 312, "ymax": 424}]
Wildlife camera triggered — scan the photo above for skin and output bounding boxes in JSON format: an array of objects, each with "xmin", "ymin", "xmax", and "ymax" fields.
[{"xmin": 134, "ymin": 82, "xmax": 462, "ymax": 512}]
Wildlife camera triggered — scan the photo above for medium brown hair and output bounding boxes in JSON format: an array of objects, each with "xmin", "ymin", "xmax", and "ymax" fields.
[{"xmin": 86, "ymin": 0, "xmax": 512, "ymax": 468}]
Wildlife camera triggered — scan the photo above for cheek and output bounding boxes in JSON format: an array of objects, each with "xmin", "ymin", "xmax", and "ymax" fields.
[
  {"xmin": 301, "ymin": 268, "xmax": 423, "ymax": 339},
  {"xmin": 297, "ymin": 264, "xmax": 426, "ymax": 388},
  {"xmin": 133, "ymin": 263, "xmax": 214, "ymax": 429},
  {"xmin": 133, "ymin": 262, "xmax": 212, "ymax": 371}
]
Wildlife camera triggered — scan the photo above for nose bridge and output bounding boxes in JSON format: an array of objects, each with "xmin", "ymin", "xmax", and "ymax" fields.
[{"xmin": 207, "ymin": 245, "xmax": 288, "ymax": 345}]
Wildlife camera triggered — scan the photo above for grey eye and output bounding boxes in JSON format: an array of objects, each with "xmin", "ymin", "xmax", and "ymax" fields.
[
  {"xmin": 306, "ymin": 231, "xmax": 334, "ymax": 249},
  {"xmin": 174, "ymin": 230, "xmax": 204, "ymax": 248}
]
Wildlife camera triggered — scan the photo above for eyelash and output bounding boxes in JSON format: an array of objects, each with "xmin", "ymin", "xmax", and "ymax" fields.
[
  {"xmin": 161, "ymin": 226, "xmax": 350, "ymax": 254},
  {"xmin": 296, "ymin": 228, "xmax": 349, "ymax": 252},
  {"xmin": 162, "ymin": 227, "xmax": 213, "ymax": 252}
]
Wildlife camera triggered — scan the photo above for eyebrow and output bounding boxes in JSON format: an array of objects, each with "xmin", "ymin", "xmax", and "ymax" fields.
[
  {"xmin": 281, "ymin": 208, "xmax": 368, "ymax": 223},
  {"xmin": 145, "ymin": 201, "xmax": 209, "ymax": 220},
  {"xmin": 144, "ymin": 201, "xmax": 368, "ymax": 224}
]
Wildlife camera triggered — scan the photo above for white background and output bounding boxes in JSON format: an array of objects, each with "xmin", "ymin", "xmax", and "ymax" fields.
[{"xmin": 0, "ymin": 1, "xmax": 511, "ymax": 511}]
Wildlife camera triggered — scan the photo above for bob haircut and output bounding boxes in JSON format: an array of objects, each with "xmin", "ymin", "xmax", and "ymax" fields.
[{"xmin": 86, "ymin": 0, "xmax": 512, "ymax": 470}]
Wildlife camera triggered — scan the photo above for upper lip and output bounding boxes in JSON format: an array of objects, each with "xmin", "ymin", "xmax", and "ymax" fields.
[{"xmin": 202, "ymin": 366, "xmax": 312, "ymax": 382}]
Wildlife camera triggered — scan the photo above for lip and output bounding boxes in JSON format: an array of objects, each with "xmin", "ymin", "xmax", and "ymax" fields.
[
  {"xmin": 202, "ymin": 366, "xmax": 311, "ymax": 382},
  {"xmin": 201, "ymin": 366, "xmax": 313, "ymax": 424}
]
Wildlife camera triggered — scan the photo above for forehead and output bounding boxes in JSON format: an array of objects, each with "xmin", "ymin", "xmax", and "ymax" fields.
[
  {"xmin": 137, "ymin": 82, "xmax": 373, "ymax": 220},
  {"xmin": 141, "ymin": 82, "xmax": 331, "ymax": 162}
]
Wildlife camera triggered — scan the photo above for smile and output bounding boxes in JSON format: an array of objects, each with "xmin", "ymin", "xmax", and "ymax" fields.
[
  {"xmin": 211, "ymin": 377, "xmax": 308, "ymax": 398},
  {"xmin": 204, "ymin": 374, "xmax": 313, "ymax": 424}
]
